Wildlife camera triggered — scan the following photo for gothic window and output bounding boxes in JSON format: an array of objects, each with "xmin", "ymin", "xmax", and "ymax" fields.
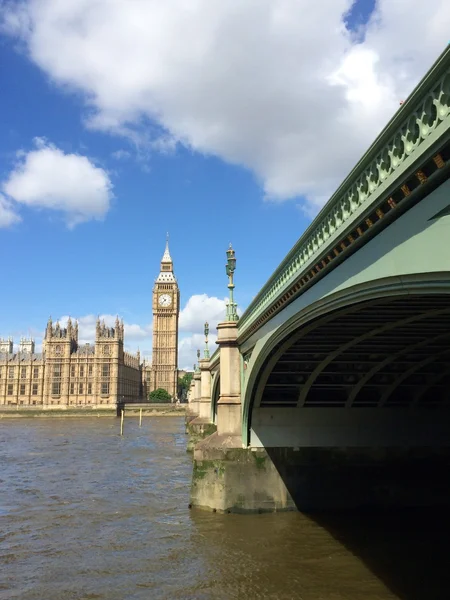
[
  {"xmin": 33, "ymin": 367, "xmax": 39, "ymax": 379},
  {"xmin": 79, "ymin": 383, "xmax": 84, "ymax": 394},
  {"xmin": 80, "ymin": 365, "xmax": 85, "ymax": 377},
  {"xmin": 53, "ymin": 363, "xmax": 62, "ymax": 378},
  {"xmin": 70, "ymin": 383, "xmax": 75, "ymax": 394},
  {"xmin": 21, "ymin": 367, "xmax": 27, "ymax": 379},
  {"xmin": 7, "ymin": 384, "xmax": 13, "ymax": 395},
  {"xmin": 8, "ymin": 367, "xmax": 15, "ymax": 379},
  {"xmin": 102, "ymin": 364, "xmax": 110, "ymax": 377},
  {"xmin": 52, "ymin": 382, "xmax": 61, "ymax": 396},
  {"xmin": 19, "ymin": 384, "xmax": 25, "ymax": 395},
  {"xmin": 71, "ymin": 365, "xmax": 76, "ymax": 377},
  {"xmin": 101, "ymin": 382, "xmax": 109, "ymax": 395},
  {"xmin": 88, "ymin": 365, "xmax": 93, "ymax": 376},
  {"xmin": 87, "ymin": 383, "xmax": 92, "ymax": 395},
  {"xmin": 32, "ymin": 384, "xmax": 38, "ymax": 395}
]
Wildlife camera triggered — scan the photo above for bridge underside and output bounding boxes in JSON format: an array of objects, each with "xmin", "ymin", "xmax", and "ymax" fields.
[{"xmin": 259, "ymin": 293, "xmax": 450, "ymax": 412}]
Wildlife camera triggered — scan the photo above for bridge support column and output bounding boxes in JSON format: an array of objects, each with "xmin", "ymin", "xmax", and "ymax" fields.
[
  {"xmin": 191, "ymin": 321, "xmax": 249, "ymax": 509},
  {"xmin": 186, "ymin": 364, "xmax": 217, "ymax": 451},
  {"xmin": 215, "ymin": 321, "xmax": 241, "ymax": 437},
  {"xmin": 185, "ymin": 374, "xmax": 199, "ymax": 431},
  {"xmin": 198, "ymin": 359, "xmax": 212, "ymax": 420}
]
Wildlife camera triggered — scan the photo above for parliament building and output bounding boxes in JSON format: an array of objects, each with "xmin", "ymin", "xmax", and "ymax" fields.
[{"xmin": 0, "ymin": 241, "xmax": 179, "ymax": 408}]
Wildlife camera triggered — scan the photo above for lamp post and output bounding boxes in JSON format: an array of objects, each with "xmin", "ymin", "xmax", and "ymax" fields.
[
  {"xmin": 204, "ymin": 321, "xmax": 210, "ymax": 359},
  {"xmin": 196, "ymin": 349, "xmax": 201, "ymax": 372},
  {"xmin": 225, "ymin": 243, "xmax": 239, "ymax": 322}
]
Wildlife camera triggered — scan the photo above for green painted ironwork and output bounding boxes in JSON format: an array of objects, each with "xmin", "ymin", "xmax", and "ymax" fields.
[
  {"xmin": 238, "ymin": 46, "xmax": 450, "ymax": 336},
  {"xmin": 225, "ymin": 244, "xmax": 239, "ymax": 322},
  {"xmin": 204, "ymin": 321, "xmax": 210, "ymax": 359}
]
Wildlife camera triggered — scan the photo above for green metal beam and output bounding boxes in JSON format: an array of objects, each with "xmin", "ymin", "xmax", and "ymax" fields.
[
  {"xmin": 345, "ymin": 330, "xmax": 450, "ymax": 407},
  {"xmin": 238, "ymin": 46, "xmax": 450, "ymax": 337},
  {"xmin": 379, "ymin": 347, "xmax": 450, "ymax": 407},
  {"xmin": 297, "ymin": 306, "xmax": 450, "ymax": 407}
]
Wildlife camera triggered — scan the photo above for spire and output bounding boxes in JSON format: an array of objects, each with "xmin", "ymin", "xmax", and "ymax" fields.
[
  {"xmin": 156, "ymin": 234, "xmax": 177, "ymax": 283},
  {"xmin": 161, "ymin": 232, "xmax": 172, "ymax": 263},
  {"xmin": 46, "ymin": 316, "xmax": 53, "ymax": 338}
]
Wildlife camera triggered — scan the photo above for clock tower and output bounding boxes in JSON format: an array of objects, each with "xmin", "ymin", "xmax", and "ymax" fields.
[{"xmin": 151, "ymin": 237, "xmax": 179, "ymax": 398}]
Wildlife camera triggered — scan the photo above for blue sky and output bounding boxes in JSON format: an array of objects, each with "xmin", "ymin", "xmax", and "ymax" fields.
[{"xmin": 0, "ymin": 0, "xmax": 448, "ymax": 367}]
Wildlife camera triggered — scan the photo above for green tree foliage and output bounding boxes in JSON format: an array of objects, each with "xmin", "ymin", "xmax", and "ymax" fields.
[
  {"xmin": 148, "ymin": 388, "xmax": 172, "ymax": 403},
  {"xmin": 178, "ymin": 372, "xmax": 193, "ymax": 402}
]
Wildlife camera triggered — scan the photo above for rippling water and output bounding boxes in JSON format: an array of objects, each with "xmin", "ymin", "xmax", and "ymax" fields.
[{"xmin": 1, "ymin": 417, "xmax": 449, "ymax": 600}]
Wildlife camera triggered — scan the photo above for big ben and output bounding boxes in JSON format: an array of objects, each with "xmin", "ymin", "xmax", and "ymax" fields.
[{"xmin": 150, "ymin": 237, "xmax": 179, "ymax": 398}]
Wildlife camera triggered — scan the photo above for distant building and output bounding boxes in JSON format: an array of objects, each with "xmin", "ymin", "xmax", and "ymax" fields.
[
  {"xmin": 0, "ymin": 239, "xmax": 180, "ymax": 408},
  {"xmin": 0, "ymin": 317, "xmax": 141, "ymax": 408}
]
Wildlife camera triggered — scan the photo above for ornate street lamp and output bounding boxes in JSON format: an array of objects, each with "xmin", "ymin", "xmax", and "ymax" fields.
[
  {"xmin": 204, "ymin": 321, "xmax": 210, "ymax": 359},
  {"xmin": 225, "ymin": 243, "xmax": 239, "ymax": 322},
  {"xmin": 196, "ymin": 349, "xmax": 201, "ymax": 372}
]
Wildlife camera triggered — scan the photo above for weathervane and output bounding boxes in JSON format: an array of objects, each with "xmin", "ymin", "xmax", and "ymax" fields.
[{"xmin": 225, "ymin": 243, "xmax": 239, "ymax": 322}]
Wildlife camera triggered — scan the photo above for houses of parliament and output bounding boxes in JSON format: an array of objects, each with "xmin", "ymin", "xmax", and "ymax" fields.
[{"xmin": 0, "ymin": 241, "xmax": 179, "ymax": 408}]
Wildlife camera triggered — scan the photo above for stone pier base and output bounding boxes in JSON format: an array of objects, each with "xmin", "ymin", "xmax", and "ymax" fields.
[
  {"xmin": 186, "ymin": 418, "xmax": 217, "ymax": 453},
  {"xmin": 185, "ymin": 411, "xmax": 198, "ymax": 432},
  {"xmin": 190, "ymin": 437, "xmax": 450, "ymax": 513}
]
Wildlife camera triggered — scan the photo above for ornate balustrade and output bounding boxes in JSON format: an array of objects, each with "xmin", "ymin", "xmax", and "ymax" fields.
[{"xmin": 237, "ymin": 46, "xmax": 450, "ymax": 339}]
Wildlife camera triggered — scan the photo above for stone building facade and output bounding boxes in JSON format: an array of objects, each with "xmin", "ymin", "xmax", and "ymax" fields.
[
  {"xmin": 0, "ymin": 239, "xmax": 180, "ymax": 407},
  {"xmin": 0, "ymin": 317, "xmax": 141, "ymax": 408}
]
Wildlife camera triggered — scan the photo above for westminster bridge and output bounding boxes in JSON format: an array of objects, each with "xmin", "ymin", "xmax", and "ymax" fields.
[{"xmin": 187, "ymin": 46, "xmax": 450, "ymax": 513}]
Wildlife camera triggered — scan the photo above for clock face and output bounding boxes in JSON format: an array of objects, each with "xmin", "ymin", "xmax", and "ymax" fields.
[{"xmin": 159, "ymin": 293, "xmax": 172, "ymax": 307}]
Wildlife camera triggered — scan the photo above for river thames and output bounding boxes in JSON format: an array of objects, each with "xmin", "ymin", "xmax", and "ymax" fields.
[{"xmin": 1, "ymin": 417, "xmax": 449, "ymax": 599}]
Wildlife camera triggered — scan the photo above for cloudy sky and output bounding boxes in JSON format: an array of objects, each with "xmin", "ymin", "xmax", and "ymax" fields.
[{"xmin": 0, "ymin": 0, "xmax": 449, "ymax": 367}]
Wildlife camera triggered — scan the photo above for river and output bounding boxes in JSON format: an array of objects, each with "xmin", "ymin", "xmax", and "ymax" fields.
[{"xmin": 0, "ymin": 417, "xmax": 448, "ymax": 600}]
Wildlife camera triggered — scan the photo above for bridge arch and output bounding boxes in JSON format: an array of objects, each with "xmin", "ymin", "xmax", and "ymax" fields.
[
  {"xmin": 242, "ymin": 273, "xmax": 450, "ymax": 447},
  {"xmin": 210, "ymin": 372, "xmax": 220, "ymax": 423}
]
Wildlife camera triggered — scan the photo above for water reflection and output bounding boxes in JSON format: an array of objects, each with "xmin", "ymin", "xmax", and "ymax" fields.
[{"xmin": 0, "ymin": 417, "xmax": 448, "ymax": 599}]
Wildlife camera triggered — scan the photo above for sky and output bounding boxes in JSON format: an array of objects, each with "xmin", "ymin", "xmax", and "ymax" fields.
[{"xmin": 0, "ymin": 0, "xmax": 449, "ymax": 369}]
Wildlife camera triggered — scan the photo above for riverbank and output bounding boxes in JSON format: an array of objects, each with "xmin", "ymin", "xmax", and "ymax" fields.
[{"xmin": 0, "ymin": 404, "xmax": 186, "ymax": 418}]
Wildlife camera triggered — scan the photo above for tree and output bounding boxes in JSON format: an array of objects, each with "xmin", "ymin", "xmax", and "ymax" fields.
[
  {"xmin": 148, "ymin": 388, "xmax": 172, "ymax": 403},
  {"xmin": 178, "ymin": 372, "xmax": 193, "ymax": 402}
]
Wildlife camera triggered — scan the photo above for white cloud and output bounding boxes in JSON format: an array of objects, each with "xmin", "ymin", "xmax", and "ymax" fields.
[
  {"xmin": 178, "ymin": 332, "xmax": 218, "ymax": 371},
  {"xmin": 179, "ymin": 294, "xmax": 227, "ymax": 333},
  {"xmin": 3, "ymin": 1, "xmax": 450, "ymax": 211},
  {"xmin": 0, "ymin": 193, "xmax": 21, "ymax": 228},
  {"xmin": 2, "ymin": 138, "xmax": 113, "ymax": 227},
  {"xmin": 111, "ymin": 149, "xmax": 131, "ymax": 160}
]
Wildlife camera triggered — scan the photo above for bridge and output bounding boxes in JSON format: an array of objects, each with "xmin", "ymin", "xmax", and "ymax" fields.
[{"xmin": 187, "ymin": 46, "xmax": 450, "ymax": 513}]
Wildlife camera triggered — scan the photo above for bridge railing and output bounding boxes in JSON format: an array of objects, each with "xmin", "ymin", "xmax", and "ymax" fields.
[{"xmin": 237, "ymin": 46, "xmax": 450, "ymax": 339}]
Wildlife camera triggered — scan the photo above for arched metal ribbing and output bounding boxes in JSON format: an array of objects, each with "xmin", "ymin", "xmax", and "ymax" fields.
[
  {"xmin": 412, "ymin": 362, "xmax": 450, "ymax": 406},
  {"xmin": 379, "ymin": 346, "xmax": 450, "ymax": 407},
  {"xmin": 297, "ymin": 306, "xmax": 450, "ymax": 407},
  {"xmin": 345, "ymin": 330, "xmax": 450, "ymax": 407},
  {"xmin": 252, "ymin": 300, "xmax": 382, "ymax": 409}
]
